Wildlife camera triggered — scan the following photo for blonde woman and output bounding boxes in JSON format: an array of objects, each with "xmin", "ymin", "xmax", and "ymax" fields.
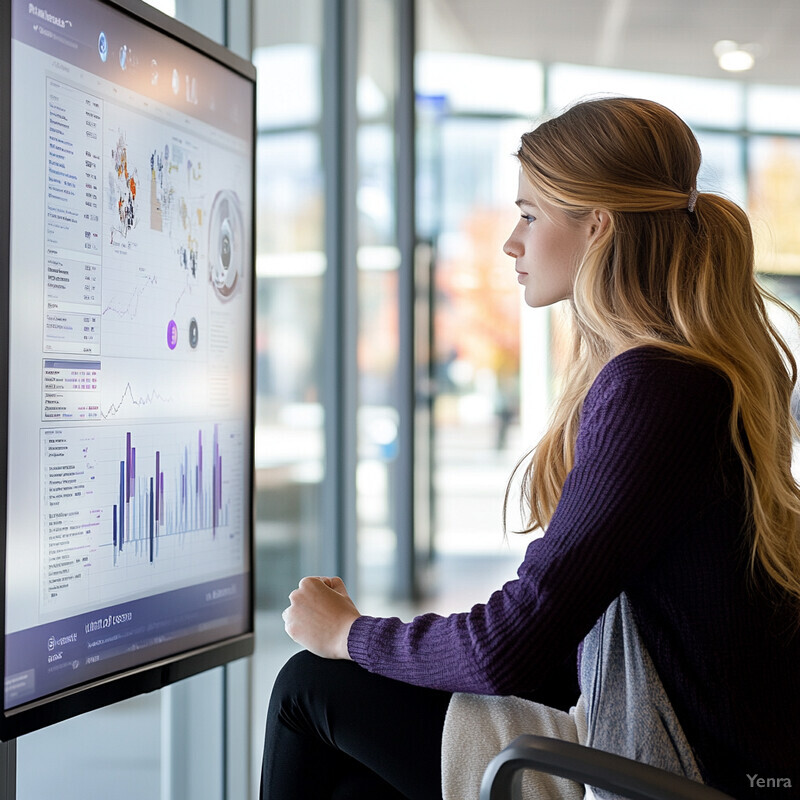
[{"xmin": 261, "ymin": 98, "xmax": 800, "ymax": 799}]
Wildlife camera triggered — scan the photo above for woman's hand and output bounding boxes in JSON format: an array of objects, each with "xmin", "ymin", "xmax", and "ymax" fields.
[{"xmin": 282, "ymin": 576, "xmax": 360, "ymax": 660}]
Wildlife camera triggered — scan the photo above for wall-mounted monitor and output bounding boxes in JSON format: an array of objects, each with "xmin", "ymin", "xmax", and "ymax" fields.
[{"xmin": 1, "ymin": 0, "xmax": 256, "ymax": 739}]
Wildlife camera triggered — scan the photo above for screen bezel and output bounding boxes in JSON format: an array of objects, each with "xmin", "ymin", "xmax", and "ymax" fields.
[{"xmin": 0, "ymin": 0, "xmax": 256, "ymax": 741}]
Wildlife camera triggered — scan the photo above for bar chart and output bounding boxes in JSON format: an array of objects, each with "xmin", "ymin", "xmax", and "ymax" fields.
[
  {"xmin": 112, "ymin": 425, "xmax": 229, "ymax": 565},
  {"xmin": 39, "ymin": 421, "xmax": 245, "ymax": 614}
]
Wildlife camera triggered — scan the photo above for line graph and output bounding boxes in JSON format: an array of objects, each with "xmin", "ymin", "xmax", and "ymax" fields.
[
  {"xmin": 101, "ymin": 382, "xmax": 173, "ymax": 420},
  {"xmin": 102, "ymin": 273, "xmax": 158, "ymax": 319}
]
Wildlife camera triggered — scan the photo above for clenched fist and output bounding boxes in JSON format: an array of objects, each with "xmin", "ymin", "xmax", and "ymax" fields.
[{"xmin": 282, "ymin": 576, "xmax": 360, "ymax": 660}]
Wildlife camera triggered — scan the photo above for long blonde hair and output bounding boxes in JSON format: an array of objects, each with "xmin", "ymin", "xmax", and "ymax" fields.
[{"xmin": 511, "ymin": 97, "xmax": 800, "ymax": 605}]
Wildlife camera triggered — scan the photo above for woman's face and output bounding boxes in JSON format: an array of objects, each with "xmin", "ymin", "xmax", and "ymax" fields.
[{"xmin": 503, "ymin": 170, "xmax": 595, "ymax": 308}]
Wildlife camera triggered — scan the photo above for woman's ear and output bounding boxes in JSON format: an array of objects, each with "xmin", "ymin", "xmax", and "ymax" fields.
[{"xmin": 588, "ymin": 209, "xmax": 610, "ymax": 240}]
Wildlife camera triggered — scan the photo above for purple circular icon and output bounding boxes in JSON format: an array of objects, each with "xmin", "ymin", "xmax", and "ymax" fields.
[{"xmin": 167, "ymin": 320, "xmax": 178, "ymax": 350}]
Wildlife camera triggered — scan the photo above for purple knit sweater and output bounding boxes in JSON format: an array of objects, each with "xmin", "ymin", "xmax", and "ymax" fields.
[{"xmin": 348, "ymin": 347, "xmax": 800, "ymax": 796}]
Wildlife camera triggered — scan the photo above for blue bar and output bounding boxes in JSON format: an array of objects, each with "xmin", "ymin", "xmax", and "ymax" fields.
[{"xmin": 43, "ymin": 359, "xmax": 102, "ymax": 370}]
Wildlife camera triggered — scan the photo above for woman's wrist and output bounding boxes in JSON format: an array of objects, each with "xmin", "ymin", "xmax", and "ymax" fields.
[{"xmin": 338, "ymin": 614, "xmax": 358, "ymax": 660}]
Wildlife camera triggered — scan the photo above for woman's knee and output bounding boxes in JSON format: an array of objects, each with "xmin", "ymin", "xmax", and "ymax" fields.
[
  {"xmin": 268, "ymin": 650, "xmax": 321, "ymax": 719},
  {"xmin": 271, "ymin": 650, "xmax": 319, "ymax": 698},
  {"xmin": 267, "ymin": 650, "xmax": 361, "ymax": 737},
  {"xmin": 271, "ymin": 649, "xmax": 356, "ymax": 699}
]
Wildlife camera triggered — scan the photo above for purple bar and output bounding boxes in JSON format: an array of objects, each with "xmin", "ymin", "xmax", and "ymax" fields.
[
  {"xmin": 216, "ymin": 426, "xmax": 222, "ymax": 512},
  {"xmin": 198, "ymin": 430, "xmax": 203, "ymax": 526},
  {"xmin": 131, "ymin": 447, "xmax": 136, "ymax": 498},
  {"xmin": 113, "ymin": 504, "xmax": 117, "ymax": 549},
  {"xmin": 212, "ymin": 426, "xmax": 218, "ymax": 536},
  {"xmin": 119, "ymin": 461, "xmax": 125, "ymax": 550},
  {"xmin": 126, "ymin": 432, "xmax": 132, "ymax": 502},
  {"xmin": 149, "ymin": 477, "xmax": 154, "ymax": 563},
  {"xmin": 160, "ymin": 471, "xmax": 164, "ymax": 528},
  {"xmin": 155, "ymin": 451, "xmax": 160, "ymax": 522}
]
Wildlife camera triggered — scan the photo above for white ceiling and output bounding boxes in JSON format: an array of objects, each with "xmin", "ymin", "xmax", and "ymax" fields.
[{"xmin": 418, "ymin": 0, "xmax": 800, "ymax": 87}]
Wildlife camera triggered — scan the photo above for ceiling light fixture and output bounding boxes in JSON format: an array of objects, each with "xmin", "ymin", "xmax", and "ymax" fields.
[{"xmin": 713, "ymin": 39, "xmax": 757, "ymax": 72}]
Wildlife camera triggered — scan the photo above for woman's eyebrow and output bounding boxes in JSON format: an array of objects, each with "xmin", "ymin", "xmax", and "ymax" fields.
[{"xmin": 515, "ymin": 198, "xmax": 537, "ymax": 209}]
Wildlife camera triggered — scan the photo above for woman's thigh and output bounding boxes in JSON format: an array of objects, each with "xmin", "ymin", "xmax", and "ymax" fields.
[{"xmin": 261, "ymin": 650, "xmax": 452, "ymax": 799}]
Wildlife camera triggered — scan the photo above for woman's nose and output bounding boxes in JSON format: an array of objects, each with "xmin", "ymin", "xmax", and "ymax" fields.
[{"xmin": 503, "ymin": 235, "xmax": 520, "ymax": 259}]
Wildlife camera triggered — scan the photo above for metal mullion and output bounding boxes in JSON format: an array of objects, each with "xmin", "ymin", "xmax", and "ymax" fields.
[
  {"xmin": 321, "ymin": 0, "xmax": 359, "ymax": 586},
  {"xmin": 393, "ymin": 0, "xmax": 418, "ymax": 600}
]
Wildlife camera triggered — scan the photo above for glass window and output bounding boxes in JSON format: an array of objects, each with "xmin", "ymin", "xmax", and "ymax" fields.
[
  {"xmin": 695, "ymin": 132, "xmax": 746, "ymax": 207},
  {"xmin": 357, "ymin": 125, "xmax": 397, "ymax": 247},
  {"xmin": 250, "ymin": 0, "xmax": 324, "ymax": 792},
  {"xmin": 254, "ymin": 46, "xmax": 321, "ymax": 129},
  {"xmin": 416, "ymin": 52, "xmax": 543, "ymax": 117},
  {"xmin": 548, "ymin": 63, "xmax": 745, "ymax": 130},
  {"xmin": 256, "ymin": 133, "xmax": 323, "ymax": 253},
  {"xmin": 748, "ymin": 85, "xmax": 800, "ymax": 134},
  {"xmin": 749, "ymin": 137, "xmax": 800, "ymax": 275},
  {"xmin": 145, "ymin": 0, "xmax": 176, "ymax": 15},
  {"xmin": 251, "ymin": 12, "xmax": 324, "ymax": 584},
  {"xmin": 437, "ymin": 120, "xmax": 524, "ymax": 233},
  {"xmin": 426, "ymin": 117, "xmax": 535, "ymax": 565},
  {"xmin": 355, "ymin": 0, "xmax": 401, "ymax": 599},
  {"xmin": 18, "ymin": 694, "xmax": 161, "ymax": 799},
  {"xmin": 749, "ymin": 129, "xmax": 800, "ymax": 474}
]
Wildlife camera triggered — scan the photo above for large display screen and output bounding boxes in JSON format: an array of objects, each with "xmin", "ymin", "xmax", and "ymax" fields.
[{"xmin": 1, "ymin": 0, "xmax": 255, "ymax": 738}]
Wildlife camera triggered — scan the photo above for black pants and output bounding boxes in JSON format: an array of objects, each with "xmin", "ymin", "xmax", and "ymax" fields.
[{"xmin": 260, "ymin": 650, "xmax": 452, "ymax": 799}]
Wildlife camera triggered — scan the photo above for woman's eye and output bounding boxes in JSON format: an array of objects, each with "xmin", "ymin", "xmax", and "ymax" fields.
[{"xmin": 521, "ymin": 214, "xmax": 535, "ymax": 224}]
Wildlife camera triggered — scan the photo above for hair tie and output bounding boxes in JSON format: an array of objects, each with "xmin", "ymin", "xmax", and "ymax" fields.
[{"xmin": 687, "ymin": 188, "xmax": 698, "ymax": 213}]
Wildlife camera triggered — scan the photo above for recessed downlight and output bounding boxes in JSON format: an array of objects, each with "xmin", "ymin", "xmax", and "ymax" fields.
[{"xmin": 713, "ymin": 39, "xmax": 757, "ymax": 72}]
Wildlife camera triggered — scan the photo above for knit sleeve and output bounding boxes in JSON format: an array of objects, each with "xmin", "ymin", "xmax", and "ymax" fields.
[{"xmin": 347, "ymin": 347, "xmax": 730, "ymax": 695}]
